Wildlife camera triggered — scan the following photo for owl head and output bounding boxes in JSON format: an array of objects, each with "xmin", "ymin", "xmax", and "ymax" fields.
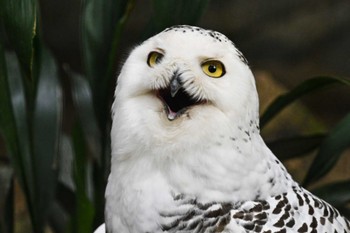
[{"xmin": 112, "ymin": 25, "xmax": 259, "ymax": 149}]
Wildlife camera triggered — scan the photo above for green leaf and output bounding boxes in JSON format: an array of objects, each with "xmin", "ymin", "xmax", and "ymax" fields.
[
  {"xmin": 0, "ymin": 33, "xmax": 23, "ymax": 193},
  {"xmin": 267, "ymin": 134, "xmax": 325, "ymax": 161},
  {"xmin": 151, "ymin": 0, "xmax": 209, "ymax": 32},
  {"xmin": 0, "ymin": 50, "xmax": 36, "ymax": 230},
  {"xmin": 71, "ymin": 124, "xmax": 94, "ymax": 233},
  {"xmin": 260, "ymin": 76, "xmax": 350, "ymax": 128},
  {"xmin": 31, "ymin": 46, "xmax": 62, "ymax": 230},
  {"xmin": 81, "ymin": 1, "xmax": 135, "ymax": 225},
  {"xmin": 81, "ymin": 5, "xmax": 136, "ymax": 206},
  {"xmin": 70, "ymin": 71, "xmax": 101, "ymax": 162},
  {"xmin": 1, "ymin": 0, "xmax": 36, "ymax": 81},
  {"xmin": 82, "ymin": 0, "xmax": 135, "ymax": 112},
  {"xmin": 303, "ymin": 113, "xmax": 350, "ymax": 186},
  {"xmin": 312, "ymin": 180, "xmax": 350, "ymax": 208}
]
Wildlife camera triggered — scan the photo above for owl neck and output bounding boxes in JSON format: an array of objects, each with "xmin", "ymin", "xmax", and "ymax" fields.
[
  {"xmin": 156, "ymin": 126, "xmax": 295, "ymax": 203},
  {"xmin": 110, "ymin": 110, "xmax": 295, "ymax": 204}
]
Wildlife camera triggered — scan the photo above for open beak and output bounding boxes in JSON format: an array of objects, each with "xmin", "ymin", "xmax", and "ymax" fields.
[{"xmin": 157, "ymin": 71, "xmax": 205, "ymax": 121}]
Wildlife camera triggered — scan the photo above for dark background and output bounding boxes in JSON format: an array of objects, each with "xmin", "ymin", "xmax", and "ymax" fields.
[{"xmin": 40, "ymin": 0, "xmax": 350, "ymax": 125}]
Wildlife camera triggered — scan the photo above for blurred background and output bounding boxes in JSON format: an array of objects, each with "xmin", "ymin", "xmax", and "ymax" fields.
[{"xmin": 1, "ymin": 0, "xmax": 349, "ymax": 232}]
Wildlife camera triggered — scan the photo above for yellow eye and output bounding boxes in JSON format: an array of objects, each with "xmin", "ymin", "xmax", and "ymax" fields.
[
  {"xmin": 201, "ymin": 60, "xmax": 225, "ymax": 78},
  {"xmin": 147, "ymin": 51, "xmax": 163, "ymax": 67}
]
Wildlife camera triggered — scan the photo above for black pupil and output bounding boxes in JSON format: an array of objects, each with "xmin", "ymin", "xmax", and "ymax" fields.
[
  {"xmin": 208, "ymin": 64, "xmax": 217, "ymax": 73},
  {"xmin": 155, "ymin": 55, "xmax": 161, "ymax": 63}
]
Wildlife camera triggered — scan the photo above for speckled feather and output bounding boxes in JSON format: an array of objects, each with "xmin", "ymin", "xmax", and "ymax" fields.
[{"xmin": 95, "ymin": 25, "xmax": 350, "ymax": 233}]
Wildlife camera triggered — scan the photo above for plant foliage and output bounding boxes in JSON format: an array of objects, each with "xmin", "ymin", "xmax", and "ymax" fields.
[{"xmin": 0, "ymin": 0, "xmax": 349, "ymax": 232}]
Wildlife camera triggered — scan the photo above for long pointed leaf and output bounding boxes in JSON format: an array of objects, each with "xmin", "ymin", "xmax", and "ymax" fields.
[
  {"xmin": 267, "ymin": 134, "xmax": 325, "ymax": 161},
  {"xmin": 1, "ymin": 0, "xmax": 36, "ymax": 83},
  {"xmin": 81, "ymin": 0, "xmax": 135, "ymax": 226},
  {"xmin": 260, "ymin": 76, "xmax": 350, "ymax": 128},
  {"xmin": 0, "ymin": 31, "xmax": 28, "ymax": 201},
  {"xmin": 1, "ymin": 51, "xmax": 36, "ymax": 230},
  {"xmin": 312, "ymin": 180, "xmax": 350, "ymax": 208},
  {"xmin": 82, "ymin": 0, "xmax": 133, "ymax": 102},
  {"xmin": 70, "ymin": 72, "xmax": 101, "ymax": 162},
  {"xmin": 81, "ymin": 0, "xmax": 135, "ymax": 154},
  {"xmin": 32, "ymin": 46, "xmax": 62, "ymax": 230},
  {"xmin": 303, "ymin": 113, "xmax": 350, "ymax": 186},
  {"xmin": 71, "ymin": 124, "xmax": 94, "ymax": 233}
]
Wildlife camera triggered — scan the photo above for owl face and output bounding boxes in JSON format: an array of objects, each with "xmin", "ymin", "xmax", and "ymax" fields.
[{"xmin": 114, "ymin": 26, "xmax": 258, "ymax": 136}]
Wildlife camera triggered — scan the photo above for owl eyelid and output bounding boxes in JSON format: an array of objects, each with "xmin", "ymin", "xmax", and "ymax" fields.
[
  {"xmin": 200, "ymin": 58, "xmax": 223, "ymax": 64},
  {"xmin": 154, "ymin": 48, "xmax": 165, "ymax": 54}
]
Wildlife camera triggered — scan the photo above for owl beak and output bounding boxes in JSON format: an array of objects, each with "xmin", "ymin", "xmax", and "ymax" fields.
[
  {"xmin": 170, "ymin": 72, "xmax": 182, "ymax": 97},
  {"xmin": 157, "ymin": 71, "xmax": 203, "ymax": 121}
]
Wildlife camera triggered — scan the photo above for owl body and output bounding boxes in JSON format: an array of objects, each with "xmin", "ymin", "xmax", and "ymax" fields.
[{"xmin": 98, "ymin": 26, "xmax": 350, "ymax": 233}]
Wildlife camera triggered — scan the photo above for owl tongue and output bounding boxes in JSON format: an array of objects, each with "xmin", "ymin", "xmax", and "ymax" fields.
[
  {"xmin": 157, "ymin": 73, "xmax": 201, "ymax": 120},
  {"xmin": 158, "ymin": 87, "xmax": 193, "ymax": 121},
  {"xmin": 166, "ymin": 107, "xmax": 178, "ymax": 121}
]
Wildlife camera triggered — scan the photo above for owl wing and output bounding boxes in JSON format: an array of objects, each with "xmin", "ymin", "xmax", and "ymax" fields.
[{"xmin": 159, "ymin": 188, "xmax": 350, "ymax": 233}]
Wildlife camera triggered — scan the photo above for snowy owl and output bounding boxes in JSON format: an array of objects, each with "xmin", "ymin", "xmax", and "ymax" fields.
[{"xmin": 94, "ymin": 25, "xmax": 350, "ymax": 233}]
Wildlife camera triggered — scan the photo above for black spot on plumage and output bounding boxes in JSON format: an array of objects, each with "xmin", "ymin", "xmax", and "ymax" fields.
[
  {"xmin": 324, "ymin": 205, "xmax": 329, "ymax": 216},
  {"xmin": 275, "ymin": 195, "xmax": 282, "ymax": 200},
  {"xmin": 243, "ymin": 222, "xmax": 255, "ymax": 230},
  {"xmin": 273, "ymin": 217, "xmax": 285, "ymax": 228},
  {"xmin": 286, "ymin": 218, "xmax": 295, "ymax": 228},
  {"xmin": 277, "ymin": 201, "xmax": 286, "ymax": 209},
  {"xmin": 329, "ymin": 206, "xmax": 338, "ymax": 218},
  {"xmin": 262, "ymin": 230, "xmax": 272, "ymax": 233},
  {"xmin": 233, "ymin": 211, "xmax": 245, "ymax": 219},
  {"xmin": 284, "ymin": 204, "xmax": 291, "ymax": 212},
  {"xmin": 280, "ymin": 211, "xmax": 290, "ymax": 221},
  {"xmin": 303, "ymin": 193, "xmax": 310, "ymax": 204},
  {"xmin": 243, "ymin": 213, "xmax": 253, "ymax": 221},
  {"xmin": 254, "ymin": 225, "xmax": 263, "ymax": 232},
  {"xmin": 296, "ymin": 193, "xmax": 304, "ymax": 206},
  {"xmin": 308, "ymin": 205, "xmax": 315, "ymax": 215},
  {"xmin": 320, "ymin": 216, "xmax": 326, "ymax": 225},
  {"xmin": 310, "ymin": 216, "xmax": 317, "ymax": 228},
  {"xmin": 297, "ymin": 223, "xmax": 308, "ymax": 232},
  {"xmin": 255, "ymin": 212, "xmax": 268, "ymax": 221},
  {"xmin": 275, "ymin": 229, "xmax": 287, "ymax": 233},
  {"xmin": 272, "ymin": 207, "xmax": 282, "ymax": 215},
  {"xmin": 282, "ymin": 195, "xmax": 289, "ymax": 205},
  {"xmin": 329, "ymin": 215, "xmax": 334, "ymax": 224},
  {"xmin": 250, "ymin": 204, "xmax": 263, "ymax": 212},
  {"xmin": 261, "ymin": 201, "xmax": 270, "ymax": 210},
  {"xmin": 313, "ymin": 198, "xmax": 321, "ymax": 208}
]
